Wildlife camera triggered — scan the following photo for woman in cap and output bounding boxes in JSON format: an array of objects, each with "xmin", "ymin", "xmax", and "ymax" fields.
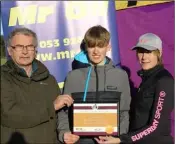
[{"xmin": 95, "ymin": 33, "xmax": 174, "ymax": 144}]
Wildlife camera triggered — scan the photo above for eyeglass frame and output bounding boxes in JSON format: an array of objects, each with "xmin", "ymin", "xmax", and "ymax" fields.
[{"xmin": 10, "ymin": 44, "xmax": 36, "ymax": 51}]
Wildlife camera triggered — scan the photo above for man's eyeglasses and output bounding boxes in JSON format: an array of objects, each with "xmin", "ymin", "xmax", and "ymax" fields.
[{"xmin": 10, "ymin": 44, "xmax": 36, "ymax": 51}]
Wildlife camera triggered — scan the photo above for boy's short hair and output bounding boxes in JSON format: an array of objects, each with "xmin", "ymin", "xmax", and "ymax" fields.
[{"xmin": 84, "ymin": 25, "xmax": 110, "ymax": 48}]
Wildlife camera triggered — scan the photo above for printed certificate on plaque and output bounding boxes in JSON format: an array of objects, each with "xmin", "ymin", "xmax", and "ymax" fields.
[{"xmin": 72, "ymin": 103, "xmax": 119, "ymax": 136}]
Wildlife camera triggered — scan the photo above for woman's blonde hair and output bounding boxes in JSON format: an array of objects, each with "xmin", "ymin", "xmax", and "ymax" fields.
[{"xmin": 152, "ymin": 49, "xmax": 163, "ymax": 65}]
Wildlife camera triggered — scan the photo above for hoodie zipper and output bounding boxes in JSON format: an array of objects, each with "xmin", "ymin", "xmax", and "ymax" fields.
[
  {"xmin": 94, "ymin": 66, "xmax": 99, "ymax": 102},
  {"xmin": 83, "ymin": 66, "xmax": 92, "ymax": 102}
]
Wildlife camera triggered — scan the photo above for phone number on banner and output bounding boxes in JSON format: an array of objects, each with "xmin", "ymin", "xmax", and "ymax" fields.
[{"xmin": 39, "ymin": 36, "xmax": 83, "ymax": 48}]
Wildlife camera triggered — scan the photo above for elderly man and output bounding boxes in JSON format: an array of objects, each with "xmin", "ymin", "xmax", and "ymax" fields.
[{"xmin": 1, "ymin": 27, "xmax": 79, "ymax": 144}]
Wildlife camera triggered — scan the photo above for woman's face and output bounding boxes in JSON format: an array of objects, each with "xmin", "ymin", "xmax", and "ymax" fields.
[{"xmin": 137, "ymin": 48, "xmax": 159, "ymax": 70}]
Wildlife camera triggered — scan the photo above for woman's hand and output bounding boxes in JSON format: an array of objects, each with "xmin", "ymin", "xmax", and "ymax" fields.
[{"xmin": 94, "ymin": 136, "xmax": 121, "ymax": 144}]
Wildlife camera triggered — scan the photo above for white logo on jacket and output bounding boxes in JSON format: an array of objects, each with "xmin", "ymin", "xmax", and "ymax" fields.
[{"xmin": 40, "ymin": 82, "xmax": 48, "ymax": 85}]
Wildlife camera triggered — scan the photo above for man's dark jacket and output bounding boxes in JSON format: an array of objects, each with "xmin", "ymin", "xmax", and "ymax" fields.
[{"xmin": 1, "ymin": 59, "xmax": 60, "ymax": 144}]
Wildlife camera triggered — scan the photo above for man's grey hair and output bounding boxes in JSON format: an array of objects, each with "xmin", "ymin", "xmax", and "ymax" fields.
[{"xmin": 7, "ymin": 27, "xmax": 38, "ymax": 47}]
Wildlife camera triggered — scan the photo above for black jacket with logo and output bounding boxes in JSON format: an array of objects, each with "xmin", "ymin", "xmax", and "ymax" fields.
[{"xmin": 120, "ymin": 65, "xmax": 174, "ymax": 144}]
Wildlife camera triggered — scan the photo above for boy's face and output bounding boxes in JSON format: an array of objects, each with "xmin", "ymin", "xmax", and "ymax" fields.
[{"xmin": 87, "ymin": 44, "xmax": 110, "ymax": 65}]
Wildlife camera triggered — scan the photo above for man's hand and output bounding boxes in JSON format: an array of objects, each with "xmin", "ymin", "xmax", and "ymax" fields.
[
  {"xmin": 64, "ymin": 132, "xmax": 80, "ymax": 144},
  {"xmin": 54, "ymin": 95, "xmax": 73, "ymax": 110},
  {"xmin": 94, "ymin": 136, "xmax": 121, "ymax": 144}
]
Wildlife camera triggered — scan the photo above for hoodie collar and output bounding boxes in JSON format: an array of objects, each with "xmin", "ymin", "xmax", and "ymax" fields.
[{"xmin": 72, "ymin": 51, "xmax": 115, "ymax": 70}]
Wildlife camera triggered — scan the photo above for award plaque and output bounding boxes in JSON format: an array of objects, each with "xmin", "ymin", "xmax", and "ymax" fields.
[
  {"xmin": 70, "ymin": 91, "xmax": 120, "ymax": 136},
  {"xmin": 72, "ymin": 103, "xmax": 119, "ymax": 136}
]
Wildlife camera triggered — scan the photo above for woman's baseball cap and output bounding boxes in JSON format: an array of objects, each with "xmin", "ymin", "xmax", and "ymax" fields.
[{"xmin": 132, "ymin": 33, "xmax": 162, "ymax": 51}]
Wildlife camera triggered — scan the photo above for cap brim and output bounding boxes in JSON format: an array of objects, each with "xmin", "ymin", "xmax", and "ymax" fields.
[{"xmin": 131, "ymin": 44, "xmax": 158, "ymax": 51}]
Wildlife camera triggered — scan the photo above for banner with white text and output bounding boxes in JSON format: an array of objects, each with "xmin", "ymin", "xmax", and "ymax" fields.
[{"xmin": 1, "ymin": 1, "xmax": 120, "ymax": 88}]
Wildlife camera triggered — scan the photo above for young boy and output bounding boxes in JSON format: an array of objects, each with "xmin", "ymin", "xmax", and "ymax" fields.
[{"xmin": 58, "ymin": 25, "xmax": 131, "ymax": 144}]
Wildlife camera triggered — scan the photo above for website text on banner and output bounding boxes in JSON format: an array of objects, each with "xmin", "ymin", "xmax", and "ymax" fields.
[{"xmin": 1, "ymin": 1, "xmax": 120, "ymax": 89}]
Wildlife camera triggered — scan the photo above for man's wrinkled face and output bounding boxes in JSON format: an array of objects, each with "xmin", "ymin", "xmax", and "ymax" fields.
[{"xmin": 8, "ymin": 34, "xmax": 36, "ymax": 67}]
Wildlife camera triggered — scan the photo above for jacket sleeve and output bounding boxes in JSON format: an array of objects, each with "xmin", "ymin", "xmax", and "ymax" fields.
[
  {"xmin": 57, "ymin": 73, "xmax": 72, "ymax": 143},
  {"xmin": 120, "ymin": 77, "xmax": 174, "ymax": 143},
  {"xmin": 119, "ymin": 71, "xmax": 131, "ymax": 134},
  {"xmin": 1, "ymin": 76, "xmax": 57, "ymax": 129}
]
